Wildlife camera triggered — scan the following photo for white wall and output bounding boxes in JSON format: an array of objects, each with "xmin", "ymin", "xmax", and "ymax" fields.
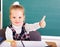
[
  {"xmin": 0, "ymin": 11, "xmax": 1, "ymax": 29},
  {"xmin": 0, "ymin": 11, "xmax": 2, "ymax": 29},
  {"xmin": 41, "ymin": 36, "xmax": 60, "ymax": 47}
]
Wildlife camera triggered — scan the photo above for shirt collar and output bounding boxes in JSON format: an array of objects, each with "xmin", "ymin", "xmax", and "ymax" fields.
[{"xmin": 12, "ymin": 24, "xmax": 22, "ymax": 29}]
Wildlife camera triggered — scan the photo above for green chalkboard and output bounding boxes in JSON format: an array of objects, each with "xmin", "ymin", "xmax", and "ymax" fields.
[{"xmin": 3, "ymin": 0, "xmax": 60, "ymax": 36}]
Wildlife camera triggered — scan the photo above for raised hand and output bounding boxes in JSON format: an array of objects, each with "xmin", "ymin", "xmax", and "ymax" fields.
[{"xmin": 39, "ymin": 16, "xmax": 46, "ymax": 28}]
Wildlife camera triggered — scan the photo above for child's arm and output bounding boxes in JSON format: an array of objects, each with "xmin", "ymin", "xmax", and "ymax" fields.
[
  {"xmin": 5, "ymin": 27, "xmax": 13, "ymax": 40},
  {"xmin": 25, "ymin": 16, "xmax": 46, "ymax": 32},
  {"xmin": 5, "ymin": 27, "xmax": 17, "ymax": 47}
]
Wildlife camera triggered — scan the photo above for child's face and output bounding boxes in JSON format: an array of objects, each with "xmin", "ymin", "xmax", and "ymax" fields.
[{"xmin": 10, "ymin": 9, "xmax": 25, "ymax": 26}]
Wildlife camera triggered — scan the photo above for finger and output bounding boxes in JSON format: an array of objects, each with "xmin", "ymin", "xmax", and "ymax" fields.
[{"xmin": 41, "ymin": 16, "xmax": 46, "ymax": 21}]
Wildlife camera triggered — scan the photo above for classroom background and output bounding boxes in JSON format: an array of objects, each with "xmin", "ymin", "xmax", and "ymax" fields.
[{"xmin": 3, "ymin": 0, "xmax": 60, "ymax": 36}]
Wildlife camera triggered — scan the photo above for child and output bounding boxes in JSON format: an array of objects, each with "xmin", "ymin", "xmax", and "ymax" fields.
[
  {"xmin": 0, "ymin": 1, "xmax": 46, "ymax": 47},
  {"xmin": 5, "ymin": 1, "xmax": 46, "ymax": 41}
]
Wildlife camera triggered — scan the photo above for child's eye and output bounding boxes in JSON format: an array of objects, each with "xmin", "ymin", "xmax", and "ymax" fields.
[
  {"xmin": 13, "ymin": 17, "xmax": 16, "ymax": 19},
  {"xmin": 19, "ymin": 17, "xmax": 21, "ymax": 19}
]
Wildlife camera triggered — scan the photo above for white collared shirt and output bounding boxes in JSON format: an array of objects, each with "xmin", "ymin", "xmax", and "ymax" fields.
[{"xmin": 12, "ymin": 24, "xmax": 22, "ymax": 34}]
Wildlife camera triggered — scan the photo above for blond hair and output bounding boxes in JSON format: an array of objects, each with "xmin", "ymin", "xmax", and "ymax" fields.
[{"xmin": 10, "ymin": 5, "xmax": 24, "ymax": 15}]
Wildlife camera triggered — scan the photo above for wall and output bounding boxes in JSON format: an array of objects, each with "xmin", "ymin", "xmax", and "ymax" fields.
[
  {"xmin": 0, "ymin": 0, "xmax": 1, "ymax": 29},
  {"xmin": 3, "ymin": 0, "xmax": 60, "ymax": 36},
  {"xmin": 0, "ymin": 12, "xmax": 1, "ymax": 29}
]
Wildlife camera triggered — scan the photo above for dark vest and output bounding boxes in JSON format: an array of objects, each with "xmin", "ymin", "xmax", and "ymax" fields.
[{"xmin": 9, "ymin": 23, "xmax": 30, "ymax": 41}]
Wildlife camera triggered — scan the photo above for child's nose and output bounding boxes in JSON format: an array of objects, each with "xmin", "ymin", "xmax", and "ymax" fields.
[{"xmin": 16, "ymin": 18, "xmax": 20, "ymax": 21}]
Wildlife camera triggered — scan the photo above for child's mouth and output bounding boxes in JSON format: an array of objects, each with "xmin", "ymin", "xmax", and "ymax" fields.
[{"xmin": 15, "ymin": 22, "xmax": 20, "ymax": 24}]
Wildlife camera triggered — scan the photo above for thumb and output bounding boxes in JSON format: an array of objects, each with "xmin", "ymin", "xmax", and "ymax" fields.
[{"xmin": 41, "ymin": 16, "xmax": 46, "ymax": 21}]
